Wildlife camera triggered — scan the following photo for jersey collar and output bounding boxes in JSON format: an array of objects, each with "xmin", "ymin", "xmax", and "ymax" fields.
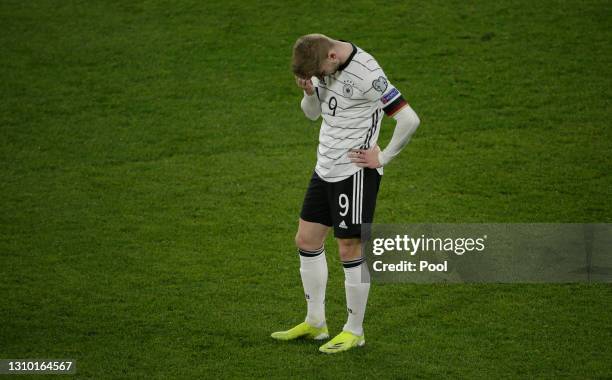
[{"xmin": 337, "ymin": 41, "xmax": 357, "ymax": 72}]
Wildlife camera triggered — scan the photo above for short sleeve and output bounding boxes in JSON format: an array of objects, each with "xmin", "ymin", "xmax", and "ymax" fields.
[{"xmin": 362, "ymin": 71, "xmax": 408, "ymax": 117}]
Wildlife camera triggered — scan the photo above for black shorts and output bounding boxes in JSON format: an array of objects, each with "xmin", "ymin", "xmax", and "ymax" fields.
[{"xmin": 300, "ymin": 168, "xmax": 382, "ymax": 238}]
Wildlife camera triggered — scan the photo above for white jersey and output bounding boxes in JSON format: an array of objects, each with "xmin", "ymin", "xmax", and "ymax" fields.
[{"xmin": 312, "ymin": 42, "xmax": 406, "ymax": 182}]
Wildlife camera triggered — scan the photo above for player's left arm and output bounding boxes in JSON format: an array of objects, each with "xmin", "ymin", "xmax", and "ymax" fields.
[
  {"xmin": 349, "ymin": 70, "xmax": 420, "ymax": 168},
  {"xmin": 377, "ymin": 102, "xmax": 420, "ymax": 166},
  {"xmin": 349, "ymin": 103, "xmax": 420, "ymax": 168}
]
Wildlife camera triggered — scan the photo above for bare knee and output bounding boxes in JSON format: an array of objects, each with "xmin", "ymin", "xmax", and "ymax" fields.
[
  {"xmin": 295, "ymin": 219, "xmax": 328, "ymax": 251},
  {"xmin": 295, "ymin": 231, "xmax": 324, "ymax": 251},
  {"xmin": 337, "ymin": 238, "xmax": 361, "ymax": 261}
]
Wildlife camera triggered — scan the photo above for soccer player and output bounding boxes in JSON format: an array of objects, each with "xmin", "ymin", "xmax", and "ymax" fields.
[{"xmin": 271, "ymin": 34, "xmax": 421, "ymax": 353}]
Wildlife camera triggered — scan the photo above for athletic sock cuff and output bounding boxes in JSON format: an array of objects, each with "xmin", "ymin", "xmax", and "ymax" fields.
[
  {"xmin": 342, "ymin": 257, "xmax": 366, "ymax": 268},
  {"xmin": 298, "ymin": 246, "xmax": 325, "ymax": 257}
]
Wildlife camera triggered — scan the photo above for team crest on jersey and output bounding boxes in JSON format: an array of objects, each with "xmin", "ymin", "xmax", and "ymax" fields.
[
  {"xmin": 342, "ymin": 83, "xmax": 354, "ymax": 98},
  {"xmin": 372, "ymin": 76, "xmax": 388, "ymax": 93}
]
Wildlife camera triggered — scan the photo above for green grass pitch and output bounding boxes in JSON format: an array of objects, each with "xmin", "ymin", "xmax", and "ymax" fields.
[{"xmin": 1, "ymin": 0, "xmax": 611, "ymax": 378}]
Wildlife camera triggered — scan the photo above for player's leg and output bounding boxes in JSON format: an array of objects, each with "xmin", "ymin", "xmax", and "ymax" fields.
[
  {"xmin": 295, "ymin": 218, "xmax": 328, "ymax": 250},
  {"xmin": 337, "ymin": 237, "xmax": 369, "ymax": 339},
  {"xmin": 271, "ymin": 172, "xmax": 332, "ymax": 341},
  {"xmin": 319, "ymin": 168, "xmax": 381, "ymax": 353},
  {"xmin": 317, "ymin": 237, "xmax": 369, "ymax": 353},
  {"xmin": 295, "ymin": 218, "xmax": 329, "ymax": 330}
]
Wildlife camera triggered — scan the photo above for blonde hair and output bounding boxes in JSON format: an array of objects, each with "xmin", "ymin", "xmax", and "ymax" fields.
[{"xmin": 292, "ymin": 34, "xmax": 334, "ymax": 78}]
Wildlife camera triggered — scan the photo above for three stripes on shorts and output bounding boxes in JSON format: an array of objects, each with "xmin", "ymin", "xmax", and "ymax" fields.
[{"xmin": 351, "ymin": 169, "xmax": 363, "ymax": 225}]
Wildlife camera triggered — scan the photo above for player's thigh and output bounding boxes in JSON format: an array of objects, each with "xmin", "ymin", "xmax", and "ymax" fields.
[
  {"xmin": 297, "ymin": 171, "xmax": 332, "ymax": 250},
  {"xmin": 300, "ymin": 171, "xmax": 333, "ymax": 227},
  {"xmin": 296, "ymin": 218, "xmax": 329, "ymax": 250},
  {"xmin": 330, "ymin": 168, "xmax": 382, "ymax": 239}
]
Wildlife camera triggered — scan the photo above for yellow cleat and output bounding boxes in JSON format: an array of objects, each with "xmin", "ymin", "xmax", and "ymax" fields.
[
  {"xmin": 318, "ymin": 331, "xmax": 365, "ymax": 354},
  {"xmin": 271, "ymin": 321, "xmax": 329, "ymax": 341}
]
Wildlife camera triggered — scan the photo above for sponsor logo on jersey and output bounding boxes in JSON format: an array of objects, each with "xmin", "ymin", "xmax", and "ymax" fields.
[
  {"xmin": 381, "ymin": 88, "xmax": 400, "ymax": 104},
  {"xmin": 339, "ymin": 220, "xmax": 348, "ymax": 229}
]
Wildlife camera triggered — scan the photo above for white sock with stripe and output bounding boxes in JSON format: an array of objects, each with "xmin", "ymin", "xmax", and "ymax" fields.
[
  {"xmin": 299, "ymin": 247, "xmax": 328, "ymax": 328},
  {"xmin": 342, "ymin": 258, "xmax": 370, "ymax": 336}
]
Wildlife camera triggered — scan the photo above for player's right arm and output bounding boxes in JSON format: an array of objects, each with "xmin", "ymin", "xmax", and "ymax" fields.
[{"xmin": 296, "ymin": 76, "xmax": 321, "ymax": 121}]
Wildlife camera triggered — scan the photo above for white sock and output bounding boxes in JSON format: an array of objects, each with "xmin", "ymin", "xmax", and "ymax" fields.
[
  {"xmin": 342, "ymin": 258, "xmax": 370, "ymax": 336},
  {"xmin": 299, "ymin": 247, "xmax": 328, "ymax": 328}
]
